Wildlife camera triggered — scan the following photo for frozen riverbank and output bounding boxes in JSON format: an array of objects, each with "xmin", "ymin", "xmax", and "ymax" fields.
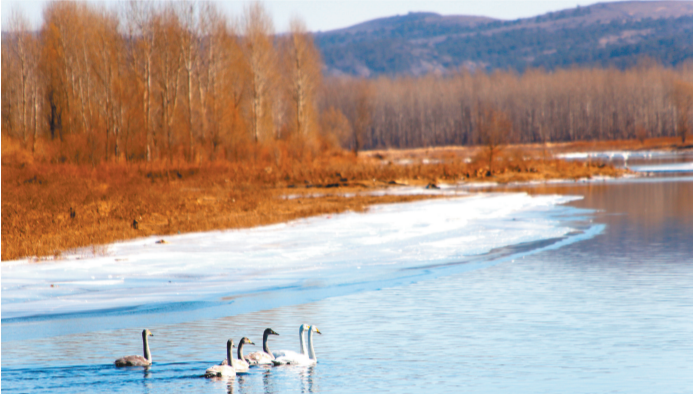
[{"xmin": 2, "ymin": 192, "xmax": 599, "ymax": 341}]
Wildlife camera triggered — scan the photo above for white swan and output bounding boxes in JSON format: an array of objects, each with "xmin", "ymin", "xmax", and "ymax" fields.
[
  {"xmin": 245, "ymin": 328, "xmax": 280, "ymax": 365},
  {"xmin": 115, "ymin": 329, "xmax": 153, "ymax": 367},
  {"xmin": 273, "ymin": 325, "xmax": 321, "ymax": 366},
  {"xmin": 220, "ymin": 337, "xmax": 253, "ymax": 373},
  {"xmin": 305, "ymin": 325, "xmax": 321, "ymax": 362},
  {"xmin": 271, "ymin": 324, "xmax": 308, "ymax": 363},
  {"xmin": 205, "ymin": 339, "xmax": 236, "ymax": 378}
]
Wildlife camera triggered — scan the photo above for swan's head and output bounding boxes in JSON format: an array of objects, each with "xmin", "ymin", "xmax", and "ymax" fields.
[
  {"xmin": 309, "ymin": 325, "xmax": 322, "ymax": 335},
  {"xmin": 227, "ymin": 339, "xmax": 236, "ymax": 348},
  {"xmin": 240, "ymin": 337, "xmax": 255, "ymax": 346},
  {"xmin": 299, "ymin": 324, "xmax": 310, "ymax": 333},
  {"xmin": 143, "ymin": 329, "xmax": 153, "ymax": 337},
  {"xmin": 263, "ymin": 328, "xmax": 279, "ymax": 336}
]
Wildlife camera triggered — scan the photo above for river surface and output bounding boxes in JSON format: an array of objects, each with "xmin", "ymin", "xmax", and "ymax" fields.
[{"xmin": 2, "ymin": 159, "xmax": 692, "ymax": 393}]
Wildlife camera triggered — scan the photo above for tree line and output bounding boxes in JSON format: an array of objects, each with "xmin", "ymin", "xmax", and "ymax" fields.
[
  {"xmin": 2, "ymin": 1, "xmax": 322, "ymax": 164},
  {"xmin": 3, "ymin": 1, "xmax": 693, "ymax": 166},
  {"xmin": 323, "ymin": 64, "xmax": 693, "ymax": 151}
]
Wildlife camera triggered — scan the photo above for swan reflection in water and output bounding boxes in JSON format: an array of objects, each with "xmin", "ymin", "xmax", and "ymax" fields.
[
  {"xmin": 262, "ymin": 369, "xmax": 272, "ymax": 394},
  {"xmin": 227, "ymin": 374, "xmax": 248, "ymax": 394},
  {"xmin": 299, "ymin": 366, "xmax": 317, "ymax": 393},
  {"xmin": 258, "ymin": 365, "xmax": 317, "ymax": 393},
  {"xmin": 141, "ymin": 367, "xmax": 152, "ymax": 394},
  {"xmin": 227, "ymin": 372, "xmax": 282, "ymax": 394}
]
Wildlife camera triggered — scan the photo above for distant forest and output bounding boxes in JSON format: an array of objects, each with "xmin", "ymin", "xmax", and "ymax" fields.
[
  {"xmin": 322, "ymin": 65, "xmax": 693, "ymax": 151},
  {"xmin": 2, "ymin": 1, "xmax": 693, "ymax": 165}
]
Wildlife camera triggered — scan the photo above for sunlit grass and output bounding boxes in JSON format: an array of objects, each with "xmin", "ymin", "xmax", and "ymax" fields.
[{"xmin": 1, "ymin": 137, "xmax": 630, "ymax": 261}]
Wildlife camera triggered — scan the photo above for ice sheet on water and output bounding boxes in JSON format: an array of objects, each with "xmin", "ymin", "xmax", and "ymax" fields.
[
  {"xmin": 282, "ymin": 185, "xmax": 467, "ymax": 200},
  {"xmin": 2, "ymin": 193, "xmax": 586, "ymax": 320},
  {"xmin": 629, "ymin": 162, "xmax": 693, "ymax": 173},
  {"xmin": 555, "ymin": 150, "xmax": 679, "ymax": 160}
]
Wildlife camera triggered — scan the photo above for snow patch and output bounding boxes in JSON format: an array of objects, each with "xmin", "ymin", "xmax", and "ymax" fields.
[{"xmin": 2, "ymin": 193, "xmax": 587, "ymax": 320}]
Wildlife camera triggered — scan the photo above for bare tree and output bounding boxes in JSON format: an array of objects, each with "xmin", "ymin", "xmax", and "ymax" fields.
[
  {"xmin": 124, "ymin": 1, "xmax": 157, "ymax": 161},
  {"xmin": 153, "ymin": 5, "xmax": 184, "ymax": 162},
  {"xmin": 282, "ymin": 17, "xmax": 322, "ymax": 138},
  {"xmin": 477, "ymin": 106, "xmax": 511, "ymax": 173},
  {"xmin": 6, "ymin": 9, "xmax": 41, "ymax": 150},
  {"xmin": 241, "ymin": 2, "xmax": 276, "ymax": 144},
  {"xmin": 201, "ymin": 5, "xmax": 247, "ymax": 159},
  {"xmin": 671, "ymin": 80, "xmax": 693, "ymax": 144},
  {"xmin": 177, "ymin": 2, "xmax": 199, "ymax": 161},
  {"xmin": 92, "ymin": 9, "xmax": 125, "ymax": 160},
  {"xmin": 352, "ymin": 80, "xmax": 373, "ymax": 155},
  {"xmin": 8, "ymin": 10, "xmax": 30, "ymax": 144},
  {"xmin": 41, "ymin": 2, "xmax": 102, "ymax": 162}
]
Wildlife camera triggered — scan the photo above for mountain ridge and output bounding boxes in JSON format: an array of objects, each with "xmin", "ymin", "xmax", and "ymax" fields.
[{"xmin": 315, "ymin": 1, "xmax": 693, "ymax": 76}]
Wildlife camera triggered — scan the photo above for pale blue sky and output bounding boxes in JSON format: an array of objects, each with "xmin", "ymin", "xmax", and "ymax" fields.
[{"xmin": 2, "ymin": 0, "xmax": 626, "ymax": 32}]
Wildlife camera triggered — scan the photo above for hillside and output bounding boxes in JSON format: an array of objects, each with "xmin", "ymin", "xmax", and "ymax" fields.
[{"xmin": 315, "ymin": 1, "xmax": 693, "ymax": 76}]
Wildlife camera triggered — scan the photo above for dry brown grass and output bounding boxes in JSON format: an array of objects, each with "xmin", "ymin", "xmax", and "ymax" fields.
[
  {"xmin": 2, "ymin": 138, "xmax": 632, "ymax": 261},
  {"xmin": 543, "ymin": 136, "xmax": 692, "ymax": 153},
  {"xmin": 368, "ymin": 136, "xmax": 692, "ymax": 160}
]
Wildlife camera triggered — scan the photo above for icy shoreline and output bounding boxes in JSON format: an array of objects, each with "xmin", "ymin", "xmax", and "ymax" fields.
[{"xmin": 2, "ymin": 192, "xmax": 595, "ymax": 328}]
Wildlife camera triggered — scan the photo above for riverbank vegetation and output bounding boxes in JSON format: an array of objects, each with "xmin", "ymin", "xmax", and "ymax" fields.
[{"xmin": 2, "ymin": 134, "xmax": 629, "ymax": 261}]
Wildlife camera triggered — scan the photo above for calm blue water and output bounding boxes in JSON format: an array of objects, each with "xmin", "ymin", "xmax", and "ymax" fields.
[{"xmin": 3, "ymin": 175, "xmax": 693, "ymax": 393}]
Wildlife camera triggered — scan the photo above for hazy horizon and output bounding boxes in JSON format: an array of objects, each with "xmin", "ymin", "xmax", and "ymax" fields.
[{"xmin": 2, "ymin": 0, "xmax": 631, "ymax": 33}]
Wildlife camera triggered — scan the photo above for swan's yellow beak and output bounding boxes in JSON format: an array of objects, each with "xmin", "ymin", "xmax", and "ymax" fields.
[{"xmin": 315, "ymin": 328, "xmax": 322, "ymax": 335}]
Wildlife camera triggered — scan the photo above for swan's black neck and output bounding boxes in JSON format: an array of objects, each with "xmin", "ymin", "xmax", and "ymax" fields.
[
  {"xmin": 237, "ymin": 341, "xmax": 245, "ymax": 361},
  {"xmin": 226, "ymin": 340, "xmax": 233, "ymax": 365},
  {"xmin": 263, "ymin": 331, "xmax": 274, "ymax": 359},
  {"xmin": 142, "ymin": 331, "xmax": 151, "ymax": 362}
]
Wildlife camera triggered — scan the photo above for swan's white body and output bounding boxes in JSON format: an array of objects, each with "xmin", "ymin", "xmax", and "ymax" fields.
[
  {"xmin": 220, "ymin": 357, "xmax": 250, "ymax": 373},
  {"xmin": 271, "ymin": 324, "xmax": 307, "ymax": 362},
  {"xmin": 273, "ymin": 325, "xmax": 320, "ymax": 366},
  {"xmin": 205, "ymin": 364, "xmax": 235, "ymax": 377},
  {"xmin": 272, "ymin": 349, "xmax": 303, "ymax": 359},
  {"xmin": 206, "ymin": 339, "xmax": 236, "ymax": 378},
  {"xmin": 245, "ymin": 351, "xmax": 273, "ymax": 365},
  {"xmin": 232, "ymin": 358, "xmax": 250, "ymax": 373}
]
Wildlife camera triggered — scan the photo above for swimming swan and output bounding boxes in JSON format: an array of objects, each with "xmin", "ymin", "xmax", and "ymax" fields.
[
  {"xmin": 245, "ymin": 328, "xmax": 279, "ymax": 365},
  {"xmin": 273, "ymin": 325, "xmax": 321, "ymax": 366},
  {"xmin": 220, "ymin": 337, "xmax": 253, "ymax": 373},
  {"xmin": 271, "ymin": 324, "xmax": 308, "ymax": 363},
  {"xmin": 206, "ymin": 339, "xmax": 236, "ymax": 378},
  {"xmin": 115, "ymin": 329, "xmax": 154, "ymax": 367}
]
